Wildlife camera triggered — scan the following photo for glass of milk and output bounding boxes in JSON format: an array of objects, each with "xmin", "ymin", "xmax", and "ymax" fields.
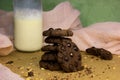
[{"xmin": 13, "ymin": 0, "xmax": 43, "ymax": 52}]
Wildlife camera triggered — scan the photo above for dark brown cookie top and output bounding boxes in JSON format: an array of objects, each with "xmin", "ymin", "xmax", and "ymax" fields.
[
  {"xmin": 45, "ymin": 36, "xmax": 72, "ymax": 44},
  {"xmin": 39, "ymin": 60, "xmax": 62, "ymax": 71},
  {"xmin": 43, "ymin": 28, "xmax": 73, "ymax": 36},
  {"xmin": 41, "ymin": 51, "xmax": 58, "ymax": 61},
  {"xmin": 86, "ymin": 47, "xmax": 113, "ymax": 60},
  {"xmin": 57, "ymin": 40, "xmax": 83, "ymax": 72}
]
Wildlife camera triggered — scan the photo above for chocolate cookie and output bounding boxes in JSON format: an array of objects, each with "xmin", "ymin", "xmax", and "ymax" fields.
[
  {"xmin": 41, "ymin": 51, "xmax": 57, "ymax": 61},
  {"xmin": 41, "ymin": 45, "xmax": 58, "ymax": 51},
  {"xmin": 43, "ymin": 28, "xmax": 73, "ymax": 36},
  {"xmin": 45, "ymin": 36, "xmax": 72, "ymax": 44},
  {"xmin": 86, "ymin": 47, "xmax": 113, "ymax": 60},
  {"xmin": 97, "ymin": 48, "xmax": 113, "ymax": 60},
  {"xmin": 39, "ymin": 60, "xmax": 62, "ymax": 71},
  {"xmin": 86, "ymin": 47, "xmax": 100, "ymax": 56},
  {"xmin": 57, "ymin": 40, "xmax": 84, "ymax": 72}
]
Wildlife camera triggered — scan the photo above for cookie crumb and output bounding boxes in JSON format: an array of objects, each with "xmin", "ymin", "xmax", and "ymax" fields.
[
  {"xmin": 47, "ymin": 73, "xmax": 50, "ymax": 76},
  {"xmin": 28, "ymin": 71, "xmax": 34, "ymax": 77},
  {"xmin": 29, "ymin": 63, "xmax": 33, "ymax": 65},
  {"xmin": 6, "ymin": 61, "xmax": 14, "ymax": 64},
  {"xmin": 92, "ymin": 74, "xmax": 95, "ymax": 77},
  {"xmin": 102, "ymin": 71, "xmax": 105, "ymax": 73},
  {"xmin": 85, "ymin": 67, "xmax": 92, "ymax": 75},
  {"xmin": 84, "ymin": 64, "xmax": 88, "ymax": 68},
  {"xmin": 35, "ymin": 78, "xmax": 39, "ymax": 80},
  {"xmin": 41, "ymin": 68, "xmax": 45, "ymax": 70},
  {"xmin": 112, "ymin": 67, "xmax": 116, "ymax": 70},
  {"xmin": 78, "ymin": 72, "xmax": 81, "ymax": 78},
  {"xmin": 18, "ymin": 66, "xmax": 24, "ymax": 70},
  {"xmin": 27, "ymin": 67, "xmax": 33, "ymax": 71},
  {"xmin": 21, "ymin": 71, "xmax": 25, "ymax": 74},
  {"xmin": 90, "ymin": 75, "xmax": 94, "ymax": 78},
  {"xmin": 84, "ymin": 56, "xmax": 87, "ymax": 59},
  {"xmin": 91, "ymin": 56, "xmax": 94, "ymax": 59},
  {"xmin": 25, "ymin": 77, "xmax": 31, "ymax": 80}
]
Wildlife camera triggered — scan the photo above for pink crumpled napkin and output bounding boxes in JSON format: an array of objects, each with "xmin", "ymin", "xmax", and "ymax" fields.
[
  {"xmin": 43, "ymin": 1, "xmax": 82, "ymax": 30},
  {"xmin": 71, "ymin": 22, "xmax": 120, "ymax": 54},
  {"xmin": 0, "ymin": 64, "xmax": 24, "ymax": 80},
  {"xmin": 0, "ymin": 10, "xmax": 13, "ymax": 56},
  {"xmin": 43, "ymin": 1, "xmax": 120, "ymax": 55}
]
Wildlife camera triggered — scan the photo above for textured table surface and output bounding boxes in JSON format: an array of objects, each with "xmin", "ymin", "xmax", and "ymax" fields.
[{"xmin": 0, "ymin": 51, "xmax": 120, "ymax": 80}]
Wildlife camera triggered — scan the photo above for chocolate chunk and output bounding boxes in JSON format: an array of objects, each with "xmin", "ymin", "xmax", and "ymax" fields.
[
  {"xmin": 28, "ymin": 71, "xmax": 34, "ymax": 77},
  {"xmin": 6, "ymin": 61, "xmax": 14, "ymax": 64}
]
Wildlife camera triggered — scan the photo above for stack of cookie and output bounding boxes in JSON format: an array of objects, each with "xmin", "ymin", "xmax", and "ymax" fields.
[{"xmin": 39, "ymin": 28, "xmax": 84, "ymax": 72}]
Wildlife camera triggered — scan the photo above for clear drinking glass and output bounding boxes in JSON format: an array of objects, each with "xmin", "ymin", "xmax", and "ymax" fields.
[{"xmin": 13, "ymin": 0, "xmax": 43, "ymax": 52}]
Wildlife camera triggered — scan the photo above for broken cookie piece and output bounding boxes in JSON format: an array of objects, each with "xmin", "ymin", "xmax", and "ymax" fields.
[{"xmin": 86, "ymin": 47, "xmax": 113, "ymax": 60}]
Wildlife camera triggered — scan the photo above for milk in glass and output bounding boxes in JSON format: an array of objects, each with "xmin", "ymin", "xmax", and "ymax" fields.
[{"xmin": 14, "ymin": 0, "xmax": 42, "ymax": 52}]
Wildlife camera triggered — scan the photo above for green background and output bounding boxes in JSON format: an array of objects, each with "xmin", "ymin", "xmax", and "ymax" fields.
[{"xmin": 0, "ymin": 0, "xmax": 120, "ymax": 27}]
